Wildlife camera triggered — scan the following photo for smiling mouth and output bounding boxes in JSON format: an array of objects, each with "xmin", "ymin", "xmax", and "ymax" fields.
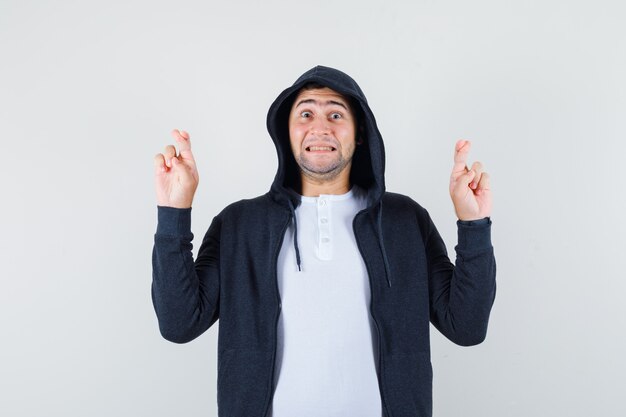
[{"xmin": 306, "ymin": 146, "xmax": 336, "ymax": 151}]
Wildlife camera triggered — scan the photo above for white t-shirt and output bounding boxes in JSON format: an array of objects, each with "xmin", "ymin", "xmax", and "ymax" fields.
[{"xmin": 269, "ymin": 185, "xmax": 383, "ymax": 417}]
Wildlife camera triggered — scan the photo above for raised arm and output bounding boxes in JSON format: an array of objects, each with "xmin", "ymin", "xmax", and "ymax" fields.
[
  {"xmin": 153, "ymin": 129, "xmax": 199, "ymax": 209},
  {"xmin": 449, "ymin": 139, "xmax": 492, "ymax": 221},
  {"xmin": 427, "ymin": 140, "xmax": 496, "ymax": 346},
  {"xmin": 151, "ymin": 130, "xmax": 220, "ymax": 343}
]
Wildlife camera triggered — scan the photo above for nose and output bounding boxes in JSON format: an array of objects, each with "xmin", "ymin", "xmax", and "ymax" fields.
[{"xmin": 310, "ymin": 117, "xmax": 331, "ymax": 135}]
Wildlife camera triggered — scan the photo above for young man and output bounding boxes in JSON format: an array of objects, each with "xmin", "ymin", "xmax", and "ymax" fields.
[{"xmin": 152, "ymin": 65, "xmax": 496, "ymax": 417}]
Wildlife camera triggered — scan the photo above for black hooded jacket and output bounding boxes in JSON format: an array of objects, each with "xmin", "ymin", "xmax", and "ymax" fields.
[{"xmin": 152, "ymin": 65, "xmax": 496, "ymax": 417}]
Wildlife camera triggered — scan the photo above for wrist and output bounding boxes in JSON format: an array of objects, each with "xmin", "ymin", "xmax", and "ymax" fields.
[
  {"xmin": 156, "ymin": 206, "xmax": 193, "ymax": 237},
  {"xmin": 457, "ymin": 216, "xmax": 490, "ymax": 225}
]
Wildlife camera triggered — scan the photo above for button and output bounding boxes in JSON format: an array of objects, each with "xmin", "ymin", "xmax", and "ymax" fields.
[
  {"xmin": 320, "ymin": 218, "xmax": 328, "ymax": 224},
  {"xmin": 319, "ymin": 199, "xmax": 327, "ymax": 206},
  {"xmin": 321, "ymin": 237, "xmax": 330, "ymax": 243}
]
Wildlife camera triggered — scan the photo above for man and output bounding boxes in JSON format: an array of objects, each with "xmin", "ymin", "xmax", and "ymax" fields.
[{"xmin": 152, "ymin": 65, "xmax": 496, "ymax": 417}]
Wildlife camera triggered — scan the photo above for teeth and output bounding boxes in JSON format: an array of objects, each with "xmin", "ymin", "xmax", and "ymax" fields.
[{"xmin": 309, "ymin": 146, "xmax": 334, "ymax": 151}]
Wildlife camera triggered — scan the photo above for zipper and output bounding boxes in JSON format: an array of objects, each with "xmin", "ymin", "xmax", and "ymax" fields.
[
  {"xmin": 262, "ymin": 208, "xmax": 390, "ymax": 416},
  {"xmin": 353, "ymin": 209, "xmax": 392, "ymax": 417},
  {"xmin": 262, "ymin": 213, "xmax": 290, "ymax": 417}
]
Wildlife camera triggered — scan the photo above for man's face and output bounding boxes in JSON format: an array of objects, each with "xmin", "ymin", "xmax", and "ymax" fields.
[{"xmin": 288, "ymin": 87, "xmax": 357, "ymax": 182}]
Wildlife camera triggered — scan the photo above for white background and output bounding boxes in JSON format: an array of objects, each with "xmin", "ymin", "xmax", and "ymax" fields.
[{"xmin": 1, "ymin": 0, "xmax": 624, "ymax": 416}]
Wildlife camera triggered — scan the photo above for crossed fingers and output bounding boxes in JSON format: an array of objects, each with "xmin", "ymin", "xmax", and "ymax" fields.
[
  {"xmin": 452, "ymin": 140, "xmax": 490, "ymax": 194},
  {"xmin": 153, "ymin": 129, "xmax": 195, "ymax": 173}
]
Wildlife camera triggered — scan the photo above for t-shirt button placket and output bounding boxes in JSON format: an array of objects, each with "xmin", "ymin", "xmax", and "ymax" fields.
[{"xmin": 318, "ymin": 198, "xmax": 331, "ymax": 259}]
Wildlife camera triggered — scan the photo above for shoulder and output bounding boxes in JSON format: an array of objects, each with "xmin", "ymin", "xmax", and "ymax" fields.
[
  {"xmin": 210, "ymin": 193, "xmax": 291, "ymax": 240},
  {"xmin": 216, "ymin": 192, "xmax": 287, "ymax": 220},
  {"xmin": 381, "ymin": 191, "xmax": 429, "ymax": 218},
  {"xmin": 381, "ymin": 191, "xmax": 436, "ymax": 244}
]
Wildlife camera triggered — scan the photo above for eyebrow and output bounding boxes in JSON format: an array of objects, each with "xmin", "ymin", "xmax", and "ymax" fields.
[{"xmin": 294, "ymin": 98, "xmax": 348, "ymax": 111}]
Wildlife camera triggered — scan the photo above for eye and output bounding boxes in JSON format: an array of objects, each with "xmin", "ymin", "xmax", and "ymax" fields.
[
  {"xmin": 300, "ymin": 111, "xmax": 312, "ymax": 118},
  {"xmin": 330, "ymin": 112, "xmax": 342, "ymax": 120}
]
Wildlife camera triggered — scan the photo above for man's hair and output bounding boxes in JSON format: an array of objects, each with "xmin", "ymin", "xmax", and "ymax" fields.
[
  {"xmin": 299, "ymin": 82, "xmax": 356, "ymax": 113},
  {"xmin": 300, "ymin": 81, "xmax": 327, "ymax": 91}
]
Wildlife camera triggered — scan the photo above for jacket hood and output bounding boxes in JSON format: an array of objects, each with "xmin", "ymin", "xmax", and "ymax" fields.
[{"xmin": 266, "ymin": 65, "xmax": 386, "ymax": 209}]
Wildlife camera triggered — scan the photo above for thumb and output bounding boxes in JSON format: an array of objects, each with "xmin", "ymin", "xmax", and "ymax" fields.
[
  {"xmin": 170, "ymin": 155, "xmax": 186, "ymax": 171},
  {"xmin": 170, "ymin": 155, "xmax": 184, "ymax": 171}
]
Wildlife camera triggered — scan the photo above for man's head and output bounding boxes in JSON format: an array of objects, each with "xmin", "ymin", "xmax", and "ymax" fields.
[
  {"xmin": 288, "ymin": 83, "xmax": 362, "ymax": 184},
  {"xmin": 267, "ymin": 65, "xmax": 383, "ymax": 200}
]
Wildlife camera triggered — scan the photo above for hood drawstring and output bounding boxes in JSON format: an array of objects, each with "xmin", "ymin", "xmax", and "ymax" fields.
[
  {"xmin": 377, "ymin": 200, "xmax": 392, "ymax": 288},
  {"xmin": 286, "ymin": 193, "xmax": 389, "ymax": 285},
  {"xmin": 287, "ymin": 199, "xmax": 302, "ymax": 271}
]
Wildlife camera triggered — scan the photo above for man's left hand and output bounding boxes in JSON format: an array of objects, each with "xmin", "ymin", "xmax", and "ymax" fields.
[{"xmin": 449, "ymin": 140, "xmax": 492, "ymax": 221}]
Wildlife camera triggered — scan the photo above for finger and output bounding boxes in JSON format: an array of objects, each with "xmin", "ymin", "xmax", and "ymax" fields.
[
  {"xmin": 454, "ymin": 168, "xmax": 476, "ymax": 191},
  {"xmin": 171, "ymin": 129, "xmax": 192, "ymax": 153},
  {"xmin": 452, "ymin": 139, "xmax": 471, "ymax": 175},
  {"xmin": 163, "ymin": 145, "xmax": 176, "ymax": 167},
  {"xmin": 469, "ymin": 161, "xmax": 483, "ymax": 189},
  {"xmin": 476, "ymin": 172, "xmax": 491, "ymax": 193},
  {"xmin": 154, "ymin": 153, "xmax": 166, "ymax": 173},
  {"xmin": 169, "ymin": 155, "xmax": 194, "ymax": 183},
  {"xmin": 463, "ymin": 168, "xmax": 476, "ymax": 187},
  {"xmin": 451, "ymin": 168, "xmax": 476, "ymax": 200},
  {"xmin": 171, "ymin": 129, "xmax": 196, "ymax": 165}
]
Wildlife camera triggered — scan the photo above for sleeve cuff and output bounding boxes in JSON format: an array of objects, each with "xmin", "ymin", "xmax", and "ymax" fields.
[
  {"xmin": 456, "ymin": 216, "xmax": 492, "ymax": 250},
  {"xmin": 156, "ymin": 206, "xmax": 192, "ymax": 237}
]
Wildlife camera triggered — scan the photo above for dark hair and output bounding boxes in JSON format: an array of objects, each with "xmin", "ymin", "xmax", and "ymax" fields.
[{"xmin": 300, "ymin": 81, "xmax": 327, "ymax": 91}]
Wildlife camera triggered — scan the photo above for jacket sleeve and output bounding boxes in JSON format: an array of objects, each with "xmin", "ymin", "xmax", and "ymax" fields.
[
  {"xmin": 151, "ymin": 206, "xmax": 221, "ymax": 344},
  {"xmin": 423, "ymin": 211, "xmax": 496, "ymax": 346}
]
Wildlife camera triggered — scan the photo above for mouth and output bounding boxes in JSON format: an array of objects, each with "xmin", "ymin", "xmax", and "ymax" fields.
[{"xmin": 306, "ymin": 146, "xmax": 336, "ymax": 152}]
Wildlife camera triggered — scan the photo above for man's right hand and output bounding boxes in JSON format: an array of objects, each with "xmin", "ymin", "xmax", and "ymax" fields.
[{"xmin": 154, "ymin": 129, "xmax": 199, "ymax": 209}]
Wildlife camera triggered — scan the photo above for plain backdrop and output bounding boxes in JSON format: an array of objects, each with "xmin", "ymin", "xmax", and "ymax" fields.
[{"xmin": 1, "ymin": 0, "xmax": 624, "ymax": 416}]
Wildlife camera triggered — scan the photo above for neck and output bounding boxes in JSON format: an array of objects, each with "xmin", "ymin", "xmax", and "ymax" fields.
[{"xmin": 299, "ymin": 168, "xmax": 351, "ymax": 197}]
